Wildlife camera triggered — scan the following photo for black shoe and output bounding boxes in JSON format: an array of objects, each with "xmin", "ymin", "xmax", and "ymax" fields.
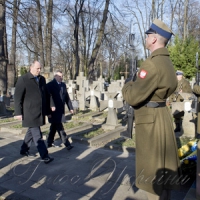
[
  {"xmin": 67, "ymin": 145, "xmax": 74, "ymax": 150},
  {"xmin": 48, "ymin": 143, "xmax": 59, "ymax": 148},
  {"xmin": 20, "ymin": 151, "xmax": 36, "ymax": 157},
  {"xmin": 43, "ymin": 156, "xmax": 54, "ymax": 164}
]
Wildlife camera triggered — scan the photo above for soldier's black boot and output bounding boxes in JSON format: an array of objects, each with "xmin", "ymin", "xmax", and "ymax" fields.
[{"xmin": 174, "ymin": 123, "xmax": 181, "ymax": 132}]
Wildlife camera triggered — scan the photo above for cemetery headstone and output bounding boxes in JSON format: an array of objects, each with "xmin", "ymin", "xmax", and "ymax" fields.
[
  {"xmin": 93, "ymin": 76, "xmax": 105, "ymax": 93},
  {"xmin": 66, "ymin": 80, "xmax": 77, "ymax": 100},
  {"xmin": 108, "ymin": 81, "xmax": 123, "ymax": 94},
  {"xmin": 0, "ymin": 102, "xmax": 7, "ymax": 116},
  {"xmin": 76, "ymin": 88, "xmax": 86, "ymax": 111},
  {"xmin": 76, "ymin": 72, "xmax": 89, "ymax": 91},
  {"xmin": 2, "ymin": 96, "xmax": 10, "ymax": 107},
  {"xmin": 100, "ymin": 92, "xmax": 123, "ymax": 130},
  {"xmin": 85, "ymin": 84, "xmax": 101, "ymax": 111}
]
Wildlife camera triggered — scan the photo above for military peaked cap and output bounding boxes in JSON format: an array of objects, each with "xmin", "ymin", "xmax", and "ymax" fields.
[
  {"xmin": 176, "ymin": 70, "xmax": 184, "ymax": 75},
  {"xmin": 145, "ymin": 19, "xmax": 174, "ymax": 40}
]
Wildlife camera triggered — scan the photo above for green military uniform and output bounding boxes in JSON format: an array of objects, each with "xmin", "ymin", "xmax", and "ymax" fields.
[
  {"xmin": 170, "ymin": 76, "xmax": 192, "ymax": 131},
  {"xmin": 192, "ymin": 85, "xmax": 200, "ymax": 134},
  {"xmin": 122, "ymin": 47, "xmax": 181, "ymax": 196},
  {"xmin": 170, "ymin": 78, "xmax": 192, "ymax": 102}
]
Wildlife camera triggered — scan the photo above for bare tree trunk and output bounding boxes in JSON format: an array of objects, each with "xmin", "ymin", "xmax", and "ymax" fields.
[
  {"xmin": 88, "ymin": 0, "xmax": 110, "ymax": 72},
  {"xmin": 160, "ymin": 0, "xmax": 165, "ymax": 20},
  {"xmin": 8, "ymin": 0, "xmax": 20, "ymax": 89},
  {"xmin": 152, "ymin": 0, "xmax": 156, "ymax": 21},
  {"xmin": 169, "ymin": 0, "xmax": 178, "ymax": 31},
  {"xmin": 45, "ymin": 0, "xmax": 53, "ymax": 72},
  {"xmin": 184, "ymin": 0, "xmax": 189, "ymax": 40},
  {"xmin": 81, "ymin": 11, "xmax": 87, "ymax": 75},
  {"xmin": 36, "ymin": 0, "xmax": 45, "ymax": 69},
  {"xmin": 33, "ymin": 28, "xmax": 38, "ymax": 61},
  {"xmin": 0, "ymin": 0, "xmax": 7, "ymax": 94},
  {"xmin": 73, "ymin": 0, "xmax": 84, "ymax": 79}
]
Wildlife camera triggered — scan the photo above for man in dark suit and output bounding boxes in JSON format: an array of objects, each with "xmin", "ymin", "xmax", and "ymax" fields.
[
  {"xmin": 47, "ymin": 70, "xmax": 74, "ymax": 150},
  {"xmin": 14, "ymin": 61, "xmax": 54, "ymax": 164}
]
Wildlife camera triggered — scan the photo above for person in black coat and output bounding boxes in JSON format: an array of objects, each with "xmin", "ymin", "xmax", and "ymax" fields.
[
  {"xmin": 46, "ymin": 70, "xmax": 74, "ymax": 150},
  {"xmin": 14, "ymin": 61, "xmax": 54, "ymax": 164}
]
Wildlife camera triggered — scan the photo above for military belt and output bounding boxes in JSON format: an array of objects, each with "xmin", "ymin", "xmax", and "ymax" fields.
[{"xmin": 145, "ymin": 101, "xmax": 166, "ymax": 108}]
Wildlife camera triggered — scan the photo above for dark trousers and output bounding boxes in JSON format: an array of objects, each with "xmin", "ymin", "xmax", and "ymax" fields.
[
  {"xmin": 20, "ymin": 127, "xmax": 48, "ymax": 159},
  {"xmin": 47, "ymin": 123, "xmax": 71, "ymax": 147}
]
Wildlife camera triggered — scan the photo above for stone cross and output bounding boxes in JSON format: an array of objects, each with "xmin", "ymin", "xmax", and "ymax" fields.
[
  {"xmin": 93, "ymin": 76, "xmax": 105, "ymax": 92},
  {"xmin": 76, "ymin": 72, "xmax": 89, "ymax": 92},
  {"xmin": 85, "ymin": 84, "xmax": 101, "ymax": 111},
  {"xmin": 117, "ymin": 76, "xmax": 125, "ymax": 88},
  {"xmin": 100, "ymin": 92, "xmax": 123, "ymax": 130},
  {"xmin": 108, "ymin": 81, "xmax": 123, "ymax": 94},
  {"xmin": 120, "ymin": 63, "xmax": 129, "ymax": 80},
  {"xmin": 76, "ymin": 88, "xmax": 86, "ymax": 111},
  {"xmin": 66, "ymin": 80, "xmax": 77, "ymax": 100}
]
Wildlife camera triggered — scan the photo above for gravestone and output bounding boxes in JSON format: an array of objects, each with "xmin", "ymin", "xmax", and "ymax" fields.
[
  {"xmin": 75, "ymin": 72, "xmax": 89, "ymax": 111},
  {"xmin": 76, "ymin": 87, "xmax": 86, "ymax": 110},
  {"xmin": 116, "ymin": 90, "xmax": 123, "ymax": 101},
  {"xmin": 0, "ymin": 102, "xmax": 7, "ymax": 116},
  {"xmin": 108, "ymin": 81, "xmax": 123, "ymax": 94},
  {"xmin": 66, "ymin": 80, "xmax": 77, "ymax": 100},
  {"xmin": 76, "ymin": 72, "xmax": 89, "ymax": 91},
  {"xmin": 117, "ymin": 76, "xmax": 125, "ymax": 88},
  {"xmin": 1, "ymin": 96, "xmax": 10, "ymax": 107},
  {"xmin": 92, "ymin": 76, "xmax": 105, "ymax": 93},
  {"xmin": 100, "ymin": 92, "xmax": 123, "ymax": 130},
  {"xmin": 171, "ymin": 92, "xmax": 194, "ymax": 137},
  {"xmin": 10, "ymin": 87, "xmax": 15, "ymax": 98},
  {"xmin": 85, "ymin": 84, "xmax": 101, "ymax": 111}
]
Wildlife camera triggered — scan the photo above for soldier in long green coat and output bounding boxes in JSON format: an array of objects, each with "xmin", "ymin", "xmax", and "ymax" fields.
[
  {"xmin": 122, "ymin": 19, "xmax": 181, "ymax": 200},
  {"xmin": 169, "ymin": 70, "xmax": 192, "ymax": 132},
  {"xmin": 192, "ymin": 85, "xmax": 200, "ymax": 134}
]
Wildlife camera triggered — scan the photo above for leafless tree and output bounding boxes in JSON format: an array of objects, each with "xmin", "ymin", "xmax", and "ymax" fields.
[
  {"xmin": 184, "ymin": 0, "xmax": 189, "ymax": 40},
  {"xmin": 45, "ymin": 0, "xmax": 53, "ymax": 71},
  {"xmin": 7, "ymin": 0, "xmax": 20, "ymax": 89},
  {"xmin": 36, "ymin": 0, "xmax": 45, "ymax": 68},
  {"xmin": 87, "ymin": 0, "xmax": 110, "ymax": 78},
  {"xmin": 64, "ymin": 0, "xmax": 85, "ymax": 79},
  {"xmin": 0, "ymin": 0, "xmax": 7, "ymax": 94}
]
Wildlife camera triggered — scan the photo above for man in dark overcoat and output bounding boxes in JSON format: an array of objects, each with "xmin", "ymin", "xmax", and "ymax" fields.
[
  {"xmin": 14, "ymin": 61, "xmax": 54, "ymax": 164},
  {"xmin": 46, "ymin": 70, "xmax": 74, "ymax": 150},
  {"xmin": 122, "ymin": 19, "xmax": 181, "ymax": 199}
]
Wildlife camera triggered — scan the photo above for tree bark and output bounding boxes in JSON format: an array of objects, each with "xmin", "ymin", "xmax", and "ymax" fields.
[
  {"xmin": 36, "ymin": 0, "xmax": 45, "ymax": 69},
  {"xmin": 45, "ymin": 0, "xmax": 53, "ymax": 72},
  {"xmin": 88, "ymin": 0, "xmax": 110, "ymax": 74},
  {"xmin": 8, "ymin": 0, "xmax": 20, "ymax": 89},
  {"xmin": 0, "ymin": 0, "xmax": 7, "ymax": 94},
  {"xmin": 152, "ymin": 0, "xmax": 156, "ymax": 21},
  {"xmin": 184, "ymin": 0, "xmax": 189, "ymax": 40}
]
